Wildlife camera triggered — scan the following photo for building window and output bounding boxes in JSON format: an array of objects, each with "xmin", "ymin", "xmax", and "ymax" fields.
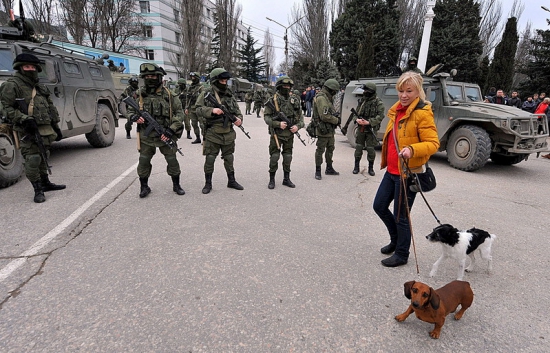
[
  {"xmin": 174, "ymin": 9, "xmax": 180, "ymax": 22},
  {"xmin": 143, "ymin": 25, "xmax": 153, "ymax": 38},
  {"xmin": 175, "ymin": 32, "xmax": 181, "ymax": 43},
  {"xmin": 206, "ymin": 8, "xmax": 211, "ymax": 19},
  {"xmin": 146, "ymin": 50, "xmax": 154, "ymax": 60},
  {"xmin": 176, "ymin": 54, "xmax": 181, "ymax": 64},
  {"xmin": 139, "ymin": 1, "xmax": 150, "ymax": 13}
]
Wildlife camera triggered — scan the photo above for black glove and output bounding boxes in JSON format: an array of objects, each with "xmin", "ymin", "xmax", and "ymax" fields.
[
  {"xmin": 52, "ymin": 123, "xmax": 63, "ymax": 141},
  {"xmin": 130, "ymin": 114, "xmax": 140, "ymax": 123},
  {"xmin": 22, "ymin": 118, "xmax": 38, "ymax": 134},
  {"xmin": 162, "ymin": 128, "xmax": 174, "ymax": 140}
]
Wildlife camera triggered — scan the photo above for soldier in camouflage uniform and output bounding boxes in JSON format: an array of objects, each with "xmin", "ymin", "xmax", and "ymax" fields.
[
  {"xmin": 172, "ymin": 78, "xmax": 192, "ymax": 140},
  {"xmin": 312, "ymin": 79, "xmax": 341, "ymax": 180},
  {"xmin": 404, "ymin": 57, "xmax": 423, "ymax": 74},
  {"xmin": 186, "ymin": 72, "xmax": 204, "ymax": 144},
  {"xmin": 127, "ymin": 63, "xmax": 185, "ymax": 198},
  {"xmin": 0, "ymin": 53, "xmax": 65, "ymax": 203},
  {"xmin": 121, "ymin": 76, "xmax": 139, "ymax": 139},
  {"xmin": 263, "ymin": 76, "xmax": 304, "ymax": 189},
  {"xmin": 195, "ymin": 68, "xmax": 244, "ymax": 194},
  {"xmin": 353, "ymin": 82, "xmax": 385, "ymax": 176},
  {"xmin": 253, "ymin": 87, "xmax": 264, "ymax": 118},
  {"xmin": 244, "ymin": 89, "xmax": 253, "ymax": 115}
]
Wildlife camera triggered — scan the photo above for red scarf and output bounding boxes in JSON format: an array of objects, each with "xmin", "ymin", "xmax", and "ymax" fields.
[{"xmin": 387, "ymin": 103, "xmax": 407, "ymax": 175}]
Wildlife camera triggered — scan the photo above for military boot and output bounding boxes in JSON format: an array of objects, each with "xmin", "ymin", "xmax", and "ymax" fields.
[
  {"xmin": 40, "ymin": 175, "xmax": 66, "ymax": 191},
  {"xmin": 325, "ymin": 164, "xmax": 340, "ymax": 175},
  {"xmin": 268, "ymin": 172, "xmax": 276, "ymax": 189},
  {"xmin": 31, "ymin": 180, "xmax": 46, "ymax": 203},
  {"xmin": 315, "ymin": 166, "xmax": 322, "ymax": 180},
  {"xmin": 186, "ymin": 131, "xmax": 192, "ymax": 139},
  {"xmin": 353, "ymin": 158, "xmax": 360, "ymax": 174},
  {"xmin": 171, "ymin": 175, "xmax": 185, "ymax": 195},
  {"xmin": 192, "ymin": 135, "xmax": 201, "ymax": 144},
  {"xmin": 126, "ymin": 130, "xmax": 131, "ymax": 139},
  {"xmin": 139, "ymin": 177, "xmax": 151, "ymax": 198},
  {"xmin": 202, "ymin": 173, "xmax": 212, "ymax": 194},
  {"xmin": 282, "ymin": 171, "xmax": 295, "ymax": 188},
  {"xmin": 227, "ymin": 171, "xmax": 244, "ymax": 190},
  {"xmin": 368, "ymin": 161, "xmax": 375, "ymax": 176}
]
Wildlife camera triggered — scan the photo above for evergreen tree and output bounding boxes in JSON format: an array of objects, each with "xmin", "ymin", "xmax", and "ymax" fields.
[
  {"xmin": 329, "ymin": 0, "xmax": 400, "ymax": 80},
  {"xmin": 236, "ymin": 28, "xmax": 266, "ymax": 82},
  {"xmin": 519, "ymin": 25, "xmax": 550, "ymax": 95},
  {"xmin": 427, "ymin": 0, "xmax": 483, "ymax": 84},
  {"xmin": 356, "ymin": 26, "xmax": 375, "ymax": 78},
  {"xmin": 486, "ymin": 17, "xmax": 518, "ymax": 93},
  {"xmin": 479, "ymin": 55, "xmax": 490, "ymax": 94},
  {"xmin": 209, "ymin": 14, "xmax": 221, "ymax": 71}
]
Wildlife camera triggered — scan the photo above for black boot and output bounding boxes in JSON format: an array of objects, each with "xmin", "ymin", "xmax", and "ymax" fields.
[
  {"xmin": 227, "ymin": 171, "xmax": 244, "ymax": 190},
  {"xmin": 315, "ymin": 166, "xmax": 322, "ymax": 180},
  {"xmin": 171, "ymin": 175, "xmax": 185, "ymax": 195},
  {"xmin": 40, "ymin": 175, "xmax": 66, "ymax": 191},
  {"xmin": 126, "ymin": 130, "xmax": 131, "ymax": 139},
  {"xmin": 353, "ymin": 158, "xmax": 360, "ymax": 174},
  {"xmin": 202, "ymin": 173, "xmax": 212, "ymax": 194},
  {"xmin": 31, "ymin": 180, "xmax": 46, "ymax": 203},
  {"xmin": 282, "ymin": 171, "xmax": 295, "ymax": 188},
  {"xmin": 268, "ymin": 172, "xmax": 276, "ymax": 189},
  {"xmin": 381, "ymin": 235, "xmax": 397, "ymax": 254},
  {"xmin": 186, "ymin": 130, "xmax": 192, "ymax": 139},
  {"xmin": 139, "ymin": 177, "xmax": 151, "ymax": 198},
  {"xmin": 192, "ymin": 135, "xmax": 201, "ymax": 144},
  {"xmin": 368, "ymin": 161, "xmax": 375, "ymax": 176},
  {"xmin": 325, "ymin": 164, "xmax": 339, "ymax": 175}
]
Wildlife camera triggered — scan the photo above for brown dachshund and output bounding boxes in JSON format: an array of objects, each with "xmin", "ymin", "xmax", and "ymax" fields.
[{"xmin": 395, "ymin": 280, "xmax": 474, "ymax": 339}]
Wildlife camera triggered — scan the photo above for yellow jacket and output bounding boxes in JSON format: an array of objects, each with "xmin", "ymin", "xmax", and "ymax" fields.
[{"xmin": 380, "ymin": 97, "xmax": 440, "ymax": 175}]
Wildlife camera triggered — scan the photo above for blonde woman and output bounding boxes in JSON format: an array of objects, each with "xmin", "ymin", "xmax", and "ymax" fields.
[{"xmin": 373, "ymin": 72, "xmax": 440, "ymax": 267}]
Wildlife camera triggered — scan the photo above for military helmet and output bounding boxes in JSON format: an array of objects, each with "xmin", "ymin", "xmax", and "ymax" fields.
[
  {"xmin": 361, "ymin": 82, "xmax": 376, "ymax": 94},
  {"xmin": 323, "ymin": 79, "xmax": 340, "ymax": 92},
  {"xmin": 177, "ymin": 78, "xmax": 186, "ymax": 85},
  {"xmin": 293, "ymin": 89, "xmax": 300, "ymax": 95},
  {"xmin": 128, "ymin": 77, "xmax": 138, "ymax": 84},
  {"xmin": 13, "ymin": 53, "xmax": 42, "ymax": 72},
  {"xmin": 209, "ymin": 67, "xmax": 231, "ymax": 82},
  {"xmin": 276, "ymin": 76, "xmax": 293, "ymax": 88},
  {"xmin": 189, "ymin": 72, "xmax": 199, "ymax": 78},
  {"xmin": 408, "ymin": 57, "xmax": 418, "ymax": 64},
  {"xmin": 139, "ymin": 63, "xmax": 166, "ymax": 78},
  {"xmin": 107, "ymin": 59, "xmax": 114, "ymax": 64}
]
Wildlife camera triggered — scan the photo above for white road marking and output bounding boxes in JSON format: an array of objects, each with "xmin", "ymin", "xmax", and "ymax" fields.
[{"xmin": 0, "ymin": 163, "xmax": 138, "ymax": 283}]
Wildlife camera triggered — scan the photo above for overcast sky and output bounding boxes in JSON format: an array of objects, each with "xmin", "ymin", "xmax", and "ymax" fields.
[{"xmin": 239, "ymin": 0, "xmax": 550, "ymax": 68}]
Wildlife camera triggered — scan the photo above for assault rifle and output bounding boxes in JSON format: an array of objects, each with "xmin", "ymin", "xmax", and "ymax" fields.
[
  {"xmin": 203, "ymin": 92, "xmax": 251, "ymax": 139},
  {"xmin": 343, "ymin": 108, "xmax": 378, "ymax": 141},
  {"xmin": 263, "ymin": 100, "xmax": 306, "ymax": 146},
  {"xmin": 15, "ymin": 98, "xmax": 52, "ymax": 175},
  {"xmin": 122, "ymin": 96, "xmax": 184, "ymax": 156}
]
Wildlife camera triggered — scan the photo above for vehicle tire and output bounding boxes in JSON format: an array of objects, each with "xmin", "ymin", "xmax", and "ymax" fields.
[
  {"xmin": 446, "ymin": 125, "xmax": 492, "ymax": 171},
  {"xmin": 490, "ymin": 153, "xmax": 526, "ymax": 165},
  {"xmin": 86, "ymin": 104, "xmax": 116, "ymax": 147},
  {"xmin": 0, "ymin": 128, "xmax": 23, "ymax": 188}
]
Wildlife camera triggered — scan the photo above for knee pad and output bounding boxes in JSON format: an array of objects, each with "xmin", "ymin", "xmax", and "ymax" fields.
[{"xmin": 25, "ymin": 154, "xmax": 42, "ymax": 169}]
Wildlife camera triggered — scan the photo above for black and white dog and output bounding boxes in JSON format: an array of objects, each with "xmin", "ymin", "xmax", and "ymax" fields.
[{"xmin": 426, "ymin": 224, "xmax": 495, "ymax": 280}]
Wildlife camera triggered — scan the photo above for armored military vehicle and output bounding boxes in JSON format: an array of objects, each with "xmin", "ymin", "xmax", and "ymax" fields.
[
  {"xmin": 0, "ymin": 22, "xmax": 119, "ymax": 188},
  {"xmin": 228, "ymin": 77, "xmax": 253, "ymax": 101},
  {"xmin": 340, "ymin": 72, "xmax": 549, "ymax": 171}
]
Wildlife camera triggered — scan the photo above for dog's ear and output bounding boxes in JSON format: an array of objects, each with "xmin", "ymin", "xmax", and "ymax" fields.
[
  {"xmin": 429, "ymin": 287, "xmax": 440, "ymax": 310},
  {"xmin": 404, "ymin": 281, "xmax": 415, "ymax": 299}
]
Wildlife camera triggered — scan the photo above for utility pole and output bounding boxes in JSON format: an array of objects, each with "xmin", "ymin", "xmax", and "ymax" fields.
[
  {"xmin": 266, "ymin": 16, "xmax": 305, "ymax": 74},
  {"xmin": 418, "ymin": 0, "xmax": 437, "ymax": 73}
]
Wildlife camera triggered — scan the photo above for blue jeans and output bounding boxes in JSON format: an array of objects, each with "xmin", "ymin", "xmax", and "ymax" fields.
[
  {"xmin": 306, "ymin": 101, "xmax": 312, "ymax": 116},
  {"xmin": 373, "ymin": 171, "xmax": 417, "ymax": 260}
]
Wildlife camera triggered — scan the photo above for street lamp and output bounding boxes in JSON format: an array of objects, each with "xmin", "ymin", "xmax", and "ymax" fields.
[{"xmin": 266, "ymin": 15, "xmax": 305, "ymax": 74}]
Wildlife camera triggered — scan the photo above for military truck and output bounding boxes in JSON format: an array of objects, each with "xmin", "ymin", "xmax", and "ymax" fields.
[
  {"xmin": 228, "ymin": 77, "xmax": 253, "ymax": 101},
  {"xmin": 340, "ymin": 72, "xmax": 549, "ymax": 171},
  {"xmin": 0, "ymin": 33, "xmax": 119, "ymax": 188}
]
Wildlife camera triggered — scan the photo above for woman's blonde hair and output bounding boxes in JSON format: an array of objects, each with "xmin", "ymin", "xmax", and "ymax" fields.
[
  {"xmin": 544, "ymin": 97, "xmax": 550, "ymax": 104},
  {"xmin": 396, "ymin": 71, "xmax": 426, "ymax": 103}
]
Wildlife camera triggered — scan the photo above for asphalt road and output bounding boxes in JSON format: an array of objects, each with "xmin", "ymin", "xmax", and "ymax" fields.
[{"xmin": 1, "ymin": 103, "xmax": 549, "ymax": 352}]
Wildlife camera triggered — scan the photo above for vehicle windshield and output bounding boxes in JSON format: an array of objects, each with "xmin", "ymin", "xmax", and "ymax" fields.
[{"xmin": 0, "ymin": 48, "xmax": 14, "ymax": 72}]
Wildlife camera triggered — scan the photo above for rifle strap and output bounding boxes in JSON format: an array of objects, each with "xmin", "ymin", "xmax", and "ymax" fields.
[
  {"xmin": 214, "ymin": 90, "xmax": 223, "ymax": 104},
  {"xmin": 28, "ymin": 88, "xmax": 36, "ymax": 116},
  {"xmin": 139, "ymin": 92, "xmax": 144, "ymax": 110},
  {"xmin": 273, "ymin": 93, "xmax": 280, "ymax": 112},
  {"xmin": 163, "ymin": 86, "xmax": 173, "ymax": 125}
]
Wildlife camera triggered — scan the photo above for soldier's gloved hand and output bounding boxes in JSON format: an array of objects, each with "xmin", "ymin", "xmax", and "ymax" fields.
[
  {"xmin": 130, "ymin": 115, "xmax": 141, "ymax": 123},
  {"xmin": 52, "ymin": 123, "xmax": 63, "ymax": 141},
  {"xmin": 22, "ymin": 118, "xmax": 38, "ymax": 134},
  {"xmin": 161, "ymin": 128, "xmax": 174, "ymax": 141}
]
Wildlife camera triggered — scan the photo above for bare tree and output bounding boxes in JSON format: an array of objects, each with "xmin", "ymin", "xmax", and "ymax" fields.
[
  {"xmin": 102, "ymin": 0, "xmax": 145, "ymax": 53},
  {"xmin": 59, "ymin": 0, "xmax": 86, "ymax": 45},
  {"xmin": 214, "ymin": 0, "xmax": 242, "ymax": 71},
  {"xmin": 172, "ymin": 0, "xmax": 211, "ymax": 75},
  {"xmin": 26, "ymin": 0, "xmax": 60, "ymax": 37},
  {"xmin": 513, "ymin": 21, "xmax": 532, "ymax": 89},
  {"xmin": 1, "ymin": 0, "xmax": 14, "ymax": 23},
  {"xmin": 290, "ymin": 0, "xmax": 330, "ymax": 65},
  {"xmin": 396, "ymin": 0, "xmax": 425, "ymax": 65},
  {"xmin": 263, "ymin": 28, "xmax": 275, "ymax": 80}
]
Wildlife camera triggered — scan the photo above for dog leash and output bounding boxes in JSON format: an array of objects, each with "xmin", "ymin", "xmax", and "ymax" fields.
[{"xmin": 402, "ymin": 159, "xmax": 442, "ymax": 226}]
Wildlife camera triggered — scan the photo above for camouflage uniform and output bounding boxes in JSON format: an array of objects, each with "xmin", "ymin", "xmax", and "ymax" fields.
[
  {"xmin": 0, "ymin": 53, "xmax": 65, "ymax": 203},
  {"xmin": 353, "ymin": 83, "xmax": 385, "ymax": 176},
  {"xmin": 172, "ymin": 78, "xmax": 192, "ymax": 139},
  {"xmin": 244, "ymin": 90, "xmax": 253, "ymax": 115},
  {"xmin": 313, "ymin": 79, "xmax": 341, "ymax": 180},
  {"xmin": 263, "ymin": 76, "xmax": 304, "ymax": 189},
  {"xmin": 186, "ymin": 73, "xmax": 204, "ymax": 143},
  {"xmin": 195, "ymin": 67, "xmax": 244, "ymax": 194},
  {"xmin": 127, "ymin": 63, "xmax": 185, "ymax": 198},
  {"xmin": 121, "ymin": 78, "xmax": 139, "ymax": 138},
  {"xmin": 253, "ymin": 89, "xmax": 264, "ymax": 117}
]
